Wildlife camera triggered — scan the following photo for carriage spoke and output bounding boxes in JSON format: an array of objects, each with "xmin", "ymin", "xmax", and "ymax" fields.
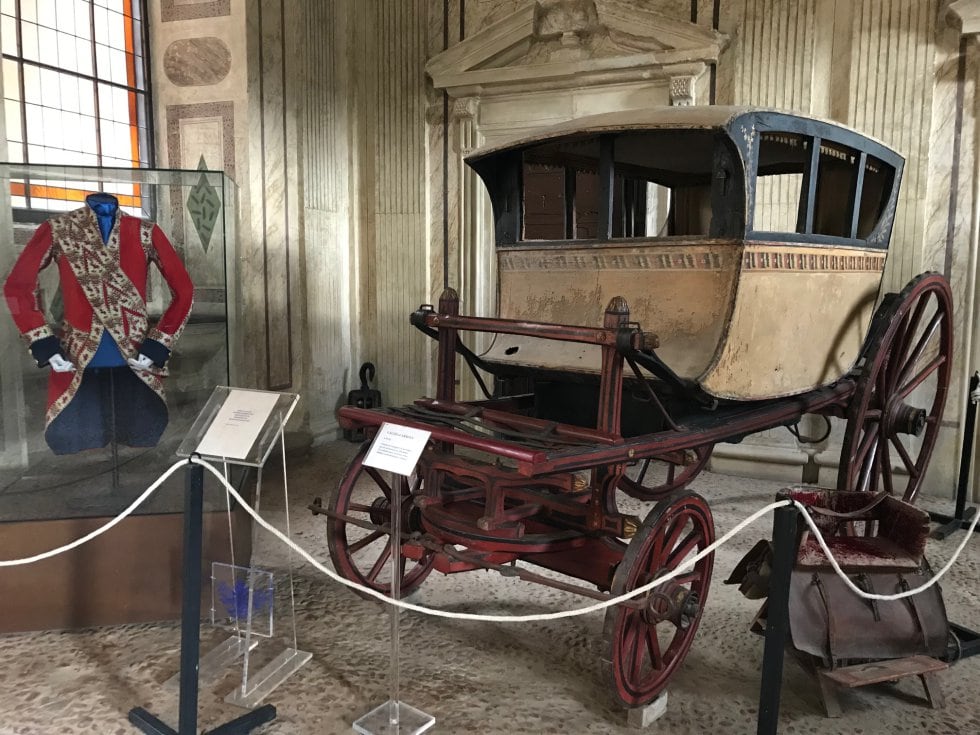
[
  {"xmin": 659, "ymin": 517, "xmax": 689, "ymax": 564},
  {"xmin": 365, "ymin": 545, "xmax": 392, "ymax": 582},
  {"xmin": 858, "ymin": 441, "xmax": 879, "ymax": 493},
  {"xmin": 627, "ymin": 617, "xmax": 647, "ymax": 680},
  {"xmin": 890, "ymin": 435, "xmax": 919, "ymax": 478},
  {"xmin": 880, "ymin": 440, "xmax": 894, "ymax": 496},
  {"xmin": 646, "ymin": 625, "xmax": 664, "ymax": 670},
  {"xmin": 896, "ymin": 354, "xmax": 945, "ymax": 401},
  {"xmin": 365, "ymin": 467, "xmax": 393, "ymax": 499},
  {"xmin": 348, "ymin": 530, "xmax": 384, "ymax": 555},
  {"xmin": 854, "ymin": 421, "xmax": 880, "ymax": 470},
  {"xmin": 897, "ymin": 311, "xmax": 943, "ymax": 387},
  {"xmin": 667, "ymin": 529, "xmax": 702, "ymax": 568},
  {"xmin": 895, "ymin": 293, "xmax": 930, "ymax": 362},
  {"xmin": 348, "ymin": 502, "xmax": 375, "ymax": 513}
]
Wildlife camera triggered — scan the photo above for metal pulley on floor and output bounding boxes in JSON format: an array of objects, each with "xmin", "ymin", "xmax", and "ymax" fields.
[{"xmin": 343, "ymin": 362, "xmax": 382, "ymax": 442}]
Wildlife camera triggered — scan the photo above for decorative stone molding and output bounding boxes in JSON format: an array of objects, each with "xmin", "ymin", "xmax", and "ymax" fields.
[
  {"xmin": 664, "ymin": 63, "xmax": 705, "ymax": 106},
  {"xmin": 163, "ymin": 38, "xmax": 232, "ymax": 87},
  {"xmin": 160, "ymin": 0, "xmax": 230, "ymax": 23},
  {"xmin": 426, "ymin": 0, "xmax": 727, "ymax": 98},
  {"xmin": 947, "ymin": 0, "xmax": 980, "ymax": 35},
  {"xmin": 451, "ymin": 97, "xmax": 479, "ymax": 122},
  {"xmin": 669, "ymin": 75, "xmax": 695, "ymax": 105}
]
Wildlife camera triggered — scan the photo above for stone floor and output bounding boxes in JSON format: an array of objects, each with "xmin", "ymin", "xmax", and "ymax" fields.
[{"xmin": 0, "ymin": 440, "xmax": 978, "ymax": 734}]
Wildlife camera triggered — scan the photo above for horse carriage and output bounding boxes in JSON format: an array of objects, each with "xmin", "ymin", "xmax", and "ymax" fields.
[{"xmin": 311, "ymin": 107, "xmax": 953, "ymax": 708}]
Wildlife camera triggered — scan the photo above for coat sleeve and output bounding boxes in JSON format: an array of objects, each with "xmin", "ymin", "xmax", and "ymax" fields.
[
  {"xmin": 2, "ymin": 221, "xmax": 63, "ymax": 367},
  {"xmin": 139, "ymin": 224, "xmax": 194, "ymax": 367}
]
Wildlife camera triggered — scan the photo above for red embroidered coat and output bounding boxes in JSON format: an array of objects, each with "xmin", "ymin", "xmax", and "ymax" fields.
[{"xmin": 3, "ymin": 206, "xmax": 193, "ymax": 448}]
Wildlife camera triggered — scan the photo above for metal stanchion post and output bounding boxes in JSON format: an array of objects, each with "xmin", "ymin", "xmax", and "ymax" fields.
[
  {"xmin": 128, "ymin": 460, "xmax": 277, "ymax": 735},
  {"xmin": 757, "ymin": 505, "xmax": 798, "ymax": 735}
]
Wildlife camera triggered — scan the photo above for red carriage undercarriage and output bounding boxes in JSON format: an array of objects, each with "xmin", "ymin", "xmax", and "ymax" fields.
[{"xmin": 313, "ymin": 273, "xmax": 952, "ymax": 709}]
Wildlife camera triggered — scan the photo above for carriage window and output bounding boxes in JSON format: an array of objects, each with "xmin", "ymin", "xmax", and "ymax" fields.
[
  {"xmin": 813, "ymin": 141, "xmax": 860, "ymax": 237},
  {"xmin": 856, "ymin": 156, "xmax": 893, "ymax": 239},
  {"xmin": 520, "ymin": 130, "xmax": 716, "ymax": 242},
  {"xmin": 754, "ymin": 133, "xmax": 805, "ymax": 232}
]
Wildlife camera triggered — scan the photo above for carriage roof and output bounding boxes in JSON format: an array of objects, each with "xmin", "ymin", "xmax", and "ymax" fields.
[{"xmin": 466, "ymin": 106, "xmax": 902, "ymax": 166}]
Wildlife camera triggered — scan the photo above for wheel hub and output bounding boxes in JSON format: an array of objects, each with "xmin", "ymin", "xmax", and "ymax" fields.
[
  {"xmin": 643, "ymin": 580, "xmax": 699, "ymax": 628},
  {"xmin": 369, "ymin": 497, "xmax": 390, "ymax": 526},
  {"xmin": 883, "ymin": 399, "xmax": 927, "ymax": 437}
]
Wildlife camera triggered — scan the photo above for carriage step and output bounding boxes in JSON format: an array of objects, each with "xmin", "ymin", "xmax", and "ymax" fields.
[{"xmin": 817, "ymin": 655, "xmax": 947, "ymax": 717}]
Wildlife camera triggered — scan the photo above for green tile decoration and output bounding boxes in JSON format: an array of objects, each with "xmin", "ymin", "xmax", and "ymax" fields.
[{"xmin": 186, "ymin": 155, "xmax": 222, "ymax": 253}]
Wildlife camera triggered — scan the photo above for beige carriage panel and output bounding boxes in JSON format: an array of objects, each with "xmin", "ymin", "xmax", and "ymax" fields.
[
  {"xmin": 698, "ymin": 245, "xmax": 885, "ymax": 400},
  {"xmin": 488, "ymin": 242, "xmax": 741, "ymax": 378}
]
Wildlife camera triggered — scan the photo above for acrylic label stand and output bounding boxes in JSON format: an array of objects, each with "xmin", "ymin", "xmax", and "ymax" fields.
[
  {"xmin": 184, "ymin": 387, "xmax": 310, "ymax": 706},
  {"xmin": 129, "ymin": 386, "xmax": 301, "ymax": 735},
  {"xmin": 353, "ymin": 422, "xmax": 436, "ymax": 735}
]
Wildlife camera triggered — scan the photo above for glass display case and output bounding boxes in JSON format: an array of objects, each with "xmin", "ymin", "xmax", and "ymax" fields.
[{"xmin": 0, "ymin": 162, "xmax": 239, "ymax": 522}]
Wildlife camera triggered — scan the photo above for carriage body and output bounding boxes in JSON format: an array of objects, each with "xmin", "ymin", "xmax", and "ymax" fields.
[
  {"xmin": 468, "ymin": 106, "xmax": 903, "ymax": 403},
  {"xmin": 319, "ymin": 107, "xmax": 952, "ymax": 714}
]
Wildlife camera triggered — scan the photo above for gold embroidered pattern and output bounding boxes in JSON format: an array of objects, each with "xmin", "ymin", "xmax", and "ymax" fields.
[{"xmin": 50, "ymin": 207, "xmax": 149, "ymax": 361}]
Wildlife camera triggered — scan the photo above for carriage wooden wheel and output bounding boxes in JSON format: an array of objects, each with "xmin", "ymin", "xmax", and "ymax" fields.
[
  {"xmin": 618, "ymin": 445, "xmax": 714, "ymax": 501},
  {"xmin": 602, "ymin": 492, "xmax": 715, "ymax": 707},
  {"xmin": 838, "ymin": 273, "xmax": 953, "ymax": 503},
  {"xmin": 325, "ymin": 445, "xmax": 435, "ymax": 597}
]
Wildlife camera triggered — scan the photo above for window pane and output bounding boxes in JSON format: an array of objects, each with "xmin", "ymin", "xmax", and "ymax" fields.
[
  {"xmin": 812, "ymin": 141, "xmax": 860, "ymax": 237},
  {"xmin": 1, "ymin": 13, "xmax": 16, "ymax": 53},
  {"xmin": 2, "ymin": 58, "xmax": 20, "ymax": 101},
  {"xmin": 54, "ymin": 0, "xmax": 78, "ymax": 33},
  {"xmin": 74, "ymin": 1, "xmax": 91, "ymax": 39},
  {"xmin": 36, "ymin": 24, "xmax": 57, "ymax": 65},
  {"xmin": 57, "ymin": 30, "xmax": 78, "ymax": 72},
  {"xmin": 94, "ymin": 42, "xmax": 109, "ymax": 80},
  {"xmin": 75, "ymin": 36, "xmax": 93, "ymax": 75},
  {"xmin": 78, "ymin": 80, "xmax": 95, "ymax": 115},
  {"xmin": 58, "ymin": 70, "xmax": 80, "ymax": 113},
  {"xmin": 21, "ymin": 21, "xmax": 39, "ymax": 61},
  {"xmin": 111, "ymin": 84, "xmax": 129, "ymax": 122},
  {"xmin": 109, "ymin": 47, "xmax": 126, "ymax": 84},
  {"xmin": 20, "ymin": 0, "xmax": 37, "ymax": 25},
  {"xmin": 35, "ymin": 0, "xmax": 56, "ymax": 29},
  {"xmin": 5, "ymin": 98, "xmax": 22, "ymax": 141},
  {"xmin": 857, "ymin": 157, "xmax": 895, "ymax": 239},
  {"xmin": 22, "ymin": 64, "xmax": 41, "ymax": 104},
  {"xmin": 754, "ymin": 174, "xmax": 802, "ymax": 233},
  {"xmin": 106, "ymin": 9, "xmax": 126, "ymax": 51},
  {"xmin": 1, "ymin": 0, "xmax": 15, "ymax": 17},
  {"xmin": 522, "ymin": 161, "xmax": 566, "ymax": 240},
  {"xmin": 77, "ymin": 113, "xmax": 97, "ymax": 150},
  {"xmin": 575, "ymin": 170, "xmax": 600, "ymax": 239},
  {"xmin": 754, "ymin": 133, "xmax": 807, "ymax": 232},
  {"xmin": 92, "ymin": 5, "xmax": 109, "ymax": 46}
]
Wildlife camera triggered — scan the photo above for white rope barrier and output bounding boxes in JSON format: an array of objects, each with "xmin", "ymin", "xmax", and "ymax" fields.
[
  {"xmin": 0, "ymin": 460, "xmax": 187, "ymax": 567},
  {"xmin": 0, "ymin": 456, "xmax": 975, "ymax": 618}
]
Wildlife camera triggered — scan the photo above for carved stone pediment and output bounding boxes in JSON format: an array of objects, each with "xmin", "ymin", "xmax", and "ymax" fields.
[{"xmin": 427, "ymin": 0, "xmax": 727, "ymax": 97}]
